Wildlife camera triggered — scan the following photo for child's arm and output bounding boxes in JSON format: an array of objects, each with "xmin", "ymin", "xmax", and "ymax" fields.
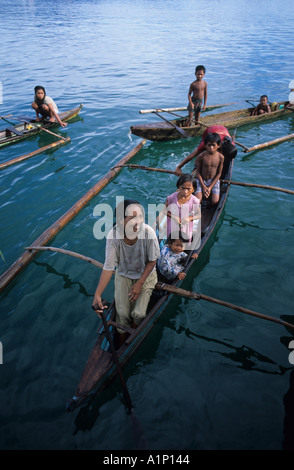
[
  {"xmin": 48, "ymin": 103, "xmax": 68, "ymax": 127},
  {"xmin": 196, "ymin": 154, "xmax": 206, "ymax": 189},
  {"xmin": 175, "ymin": 147, "xmax": 198, "ymax": 176},
  {"xmin": 187, "ymin": 82, "xmax": 194, "ymax": 108},
  {"xmin": 164, "ymin": 199, "xmax": 181, "ymax": 224},
  {"xmin": 202, "ymin": 81, "xmax": 207, "ymax": 111}
]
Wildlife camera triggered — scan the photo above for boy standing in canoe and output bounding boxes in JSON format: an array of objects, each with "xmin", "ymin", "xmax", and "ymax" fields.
[
  {"xmin": 185, "ymin": 65, "xmax": 207, "ymax": 127},
  {"xmin": 194, "ymin": 132, "xmax": 224, "ymax": 205}
]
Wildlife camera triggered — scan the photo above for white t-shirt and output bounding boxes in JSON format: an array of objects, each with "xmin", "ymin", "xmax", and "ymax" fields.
[
  {"xmin": 44, "ymin": 96, "xmax": 58, "ymax": 114},
  {"xmin": 103, "ymin": 223, "xmax": 160, "ymax": 279}
]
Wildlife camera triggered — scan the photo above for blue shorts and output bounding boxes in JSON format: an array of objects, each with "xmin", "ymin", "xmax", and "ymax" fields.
[{"xmin": 196, "ymin": 178, "xmax": 220, "ymax": 195}]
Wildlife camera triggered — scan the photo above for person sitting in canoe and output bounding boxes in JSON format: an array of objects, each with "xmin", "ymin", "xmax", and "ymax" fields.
[
  {"xmin": 157, "ymin": 232, "xmax": 198, "ymax": 283},
  {"xmin": 92, "ymin": 199, "xmax": 160, "ymax": 346},
  {"xmin": 31, "ymin": 86, "xmax": 68, "ymax": 127},
  {"xmin": 193, "ymin": 132, "xmax": 224, "ymax": 205},
  {"xmin": 252, "ymin": 95, "xmax": 271, "ymax": 115},
  {"xmin": 185, "ymin": 65, "xmax": 207, "ymax": 127},
  {"xmin": 286, "ymin": 80, "xmax": 294, "ymax": 109}
]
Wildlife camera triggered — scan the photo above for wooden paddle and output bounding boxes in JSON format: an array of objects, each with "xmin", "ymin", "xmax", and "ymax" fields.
[
  {"xmin": 26, "ymin": 245, "xmax": 294, "ymax": 331},
  {"xmin": 94, "ymin": 305, "xmax": 133, "ymax": 409},
  {"xmin": 152, "ymin": 111, "xmax": 188, "ymax": 138},
  {"xmin": 220, "ymin": 180, "xmax": 294, "ymax": 195},
  {"xmin": 98, "ymin": 308, "xmax": 149, "ymax": 449}
]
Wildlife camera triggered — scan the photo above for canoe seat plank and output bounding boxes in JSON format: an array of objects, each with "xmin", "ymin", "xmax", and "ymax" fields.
[
  {"xmin": 6, "ymin": 126, "xmax": 24, "ymax": 136},
  {"xmin": 108, "ymin": 320, "xmax": 135, "ymax": 335}
]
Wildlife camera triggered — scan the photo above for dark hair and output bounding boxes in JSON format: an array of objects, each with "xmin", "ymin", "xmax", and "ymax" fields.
[
  {"xmin": 203, "ymin": 132, "xmax": 221, "ymax": 146},
  {"xmin": 176, "ymin": 173, "xmax": 197, "ymax": 191},
  {"xmin": 195, "ymin": 65, "xmax": 206, "ymax": 73},
  {"xmin": 114, "ymin": 198, "xmax": 144, "ymax": 221},
  {"xmin": 34, "ymin": 85, "xmax": 46, "ymax": 94},
  {"xmin": 167, "ymin": 231, "xmax": 186, "ymax": 245},
  {"xmin": 260, "ymin": 94, "xmax": 268, "ymax": 100},
  {"xmin": 34, "ymin": 86, "xmax": 46, "ymax": 104}
]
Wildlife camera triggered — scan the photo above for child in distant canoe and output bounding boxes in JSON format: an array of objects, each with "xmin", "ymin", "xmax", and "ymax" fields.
[
  {"xmin": 31, "ymin": 86, "xmax": 68, "ymax": 127},
  {"xmin": 286, "ymin": 80, "xmax": 294, "ymax": 108},
  {"xmin": 185, "ymin": 65, "xmax": 207, "ymax": 127},
  {"xmin": 252, "ymin": 95, "xmax": 271, "ymax": 115},
  {"xmin": 164, "ymin": 173, "xmax": 201, "ymax": 247},
  {"xmin": 157, "ymin": 232, "xmax": 198, "ymax": 282},
  {"xmin": 195, "ymin": 132, "xmax": 224, "ymax": 205}
]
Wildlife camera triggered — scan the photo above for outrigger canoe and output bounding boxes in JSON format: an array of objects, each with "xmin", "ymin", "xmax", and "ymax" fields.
[
  {"xmin": 130, "ymin": 101, "xmax": 291, "ymax": 142},
  {"xmin": 66, "ymin": 149, "xmax": 235, "ymax": 412},
  {"xmin": 0, "ymin": 104, "xmax": 83, "ymax": 148}
]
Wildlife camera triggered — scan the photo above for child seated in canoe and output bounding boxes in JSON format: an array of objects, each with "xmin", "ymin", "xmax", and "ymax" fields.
[
  {"xmin": 31, "ymin": 86, "xmax": 68, "ymax": 127},
  {"xmin": 164, "ymin": 173, "xmax": 201, "ymax": 247},
  {"xmin": 157, "ymin": 232, "xmax": 198, "ymax": 282},
  {"xmin": 286, "ymin": 80, "xmax": 294, "ymax": 109},
  {"xmin": 194, "ymin": 132, "xmax": 224, "ymax": 205},
  {"xmin": 185, "ymin": 65, "xmax": 207, "ymax": 127},
  {"xmin": 252, "ymin": 95, "xmax": 271, "ymax": 115}
]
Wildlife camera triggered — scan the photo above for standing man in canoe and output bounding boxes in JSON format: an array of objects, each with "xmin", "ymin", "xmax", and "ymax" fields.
[
  {"xmin": 185, "ymin": 65, "xmax": 207, "ymax": 127},
  {"xmin": 31, "ymin": 86, "xmax": 68, "ymax": 127},
  {"xmin": 92, "ymin": 199, "xmax": 160, "ymax": 345}
]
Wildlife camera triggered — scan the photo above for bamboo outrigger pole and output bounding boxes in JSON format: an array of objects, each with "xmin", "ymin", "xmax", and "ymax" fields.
[
  {"xmin": 24, "ymin": 246, "xmax": 294, "ymax": 331},
  {"xmin": 243, "ymin": 133, "xmax": 294, "ymax": 153},
  {"xmin": 111, "ymin": 163, "xmax": 176, "ymax": 175},
  {"xmin": 0, "ymin": 137, "xmax": 71, "ymax": 171},
  {"xmin": 155, "ymin": 283, "xmax": 294, "ymax": 331},
  {"xmin": 221, "ymin": 180, "xmax": 294, "ymax": 195},
  {"xmin": 0, "ymin": 139, "xmax": 146, "ymax": 294},
  {"xmin": 139, "ymin": 102, "xmax": 237, "ymax": 114}
]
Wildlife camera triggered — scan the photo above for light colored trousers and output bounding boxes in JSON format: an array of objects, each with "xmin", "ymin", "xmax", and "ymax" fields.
[{"xmin": 114, "ymin": 269, "xmax": 157, "ymax": 333}]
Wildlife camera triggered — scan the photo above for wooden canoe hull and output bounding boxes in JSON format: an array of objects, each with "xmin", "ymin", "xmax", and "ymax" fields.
[
  {"xmin": 66, "ymin": 156, "xmax": 234, "ymax": 411},
  {"xmin": 130, "ymin": 102, "xmax": 291, "ymax": 141},
  {"xmin": 0, "ymin": 104, "xmax": 83, "ymax": 148}
]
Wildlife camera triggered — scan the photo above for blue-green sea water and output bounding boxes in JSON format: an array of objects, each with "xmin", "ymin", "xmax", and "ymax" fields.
[{"xmin": 0, "ymin": 0, "xmax": 294, "ymax": 451}]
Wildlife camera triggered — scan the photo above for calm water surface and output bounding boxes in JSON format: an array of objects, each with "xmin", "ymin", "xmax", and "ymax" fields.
[{"xmin": 0, "ymin": 0, "xmax": 294, "ymax": 451}]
